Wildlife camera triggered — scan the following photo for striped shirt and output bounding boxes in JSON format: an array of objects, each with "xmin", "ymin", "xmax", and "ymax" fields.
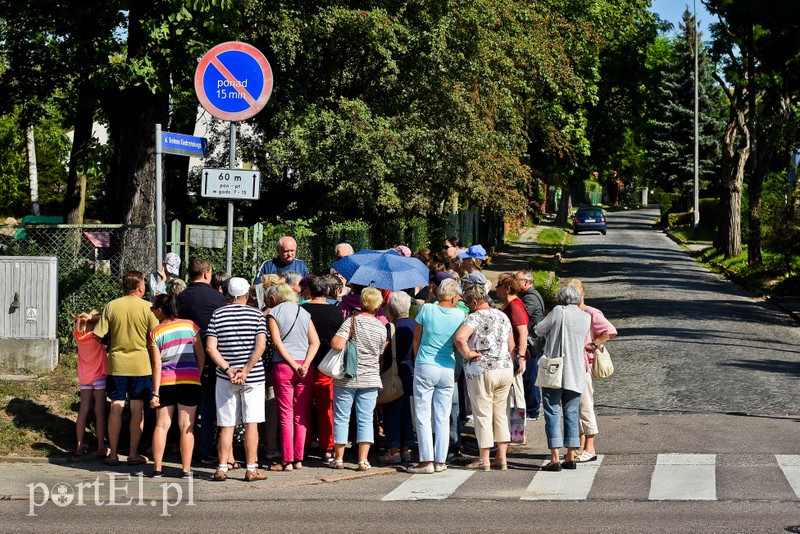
[
  {"xmin": 207, "ymin": 304, "xmax": 267, "ymax": 384},
  {"xmin": 148, "ymin": 320, "xmax": 202, "ymax": 386}
]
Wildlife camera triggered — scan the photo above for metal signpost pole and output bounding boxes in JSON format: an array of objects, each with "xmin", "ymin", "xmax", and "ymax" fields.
[
  {"xmin": 227, "ymin": 123, "xmax": 236, "ymax": 275},
  {"xmin": 693, "ymin": 0, "xmax": 700, "ymax": 230},
  {"xmin": 155, "ymin": 123, "xmax": 164, "ymax": 271}
]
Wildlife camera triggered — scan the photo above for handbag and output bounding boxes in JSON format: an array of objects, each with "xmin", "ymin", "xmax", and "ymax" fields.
[
  {"xmin": 318, "ymin": 347, "xmax": 346, "ymax": 379},
  {"xmin": 592, "ymin": 344, "xmax": 614, "ymax": 379},
  {"xmin": 508, "ymin": 374, "xmax": 526, "ymax": 443},
  {"xmin": 344, "ymin": 315, "xmax": 359, "ymax": 379},
  {"xmin": 377, "ymin": 323, "xmax": 403, "ymax": 404},
  {"xmin": 536, "ymin": 305, "xmax": 565, "ymax": 389}
]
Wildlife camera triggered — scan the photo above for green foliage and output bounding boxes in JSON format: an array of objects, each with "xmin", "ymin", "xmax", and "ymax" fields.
[
  {"xmin": 654, "ymin": 191, "xmax": 681, "ymax": 224},
  {"xmin": 698, "ymin": 198, "xmax": 720, "ymax": 231}
]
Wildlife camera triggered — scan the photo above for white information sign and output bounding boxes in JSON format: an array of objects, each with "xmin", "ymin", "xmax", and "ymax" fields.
[{"xmin": 201, "ymin": 168, "xmax": 261, "ymax": 200}]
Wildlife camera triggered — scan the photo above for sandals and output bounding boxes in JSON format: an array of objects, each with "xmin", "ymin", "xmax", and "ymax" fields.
[
  {"xmin": 329, "ymin": 458, "xmax": 344, "ymax": 469},
  {"xmin": 227, "ymin": 461, "xmax": 242, "ymax": 470},
  {"xmin": 270, "ymin": 462, "xmax": 294, "ymax": 472},
  {"xmin": 357, "ymin": 461, "xmax": 371, "ymax": 471}
]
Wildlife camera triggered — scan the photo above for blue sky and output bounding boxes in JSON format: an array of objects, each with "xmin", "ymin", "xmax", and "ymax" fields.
[{"xmin": 650, "ymin": 0, "xmax": 713, "ymax": 39}]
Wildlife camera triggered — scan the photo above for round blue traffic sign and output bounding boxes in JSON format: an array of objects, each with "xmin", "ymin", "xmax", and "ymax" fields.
[{"xmin": 194, "ymin": 42, "xmax": 273, "ymax": 121}]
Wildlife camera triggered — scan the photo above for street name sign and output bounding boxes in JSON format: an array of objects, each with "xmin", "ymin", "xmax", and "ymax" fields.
[
  {"xmin": 194, "ymin": 42, "xmax": 273, "ymax": 121},
  {"xmin": 201, "ymin": 168, "xmax": 261, "ymax": 200},
  {"xmin": 161, "ymin": 131, "xmax": 208, "ymax": 158}
]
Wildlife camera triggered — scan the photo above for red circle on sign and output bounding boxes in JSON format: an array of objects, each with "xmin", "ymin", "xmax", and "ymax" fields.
[{"xmin": 194, "ymin": 41, "xmax": 273, "ymax": 121}]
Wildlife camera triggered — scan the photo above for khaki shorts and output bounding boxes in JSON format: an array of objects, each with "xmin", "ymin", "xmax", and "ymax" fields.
[{"xmin": 215, "ymin": 379, "xmax": 266, "ymax": 426}]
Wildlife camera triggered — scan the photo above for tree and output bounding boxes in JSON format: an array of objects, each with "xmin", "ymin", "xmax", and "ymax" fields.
[{"xmin": 645, "ymin": 10, "xmax": 725, "ymax": 196}]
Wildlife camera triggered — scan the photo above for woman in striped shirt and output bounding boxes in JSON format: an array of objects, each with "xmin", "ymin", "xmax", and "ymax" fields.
[{"xmin": 149, "ymin": 293, "xmax": 205, "ymax": 478}]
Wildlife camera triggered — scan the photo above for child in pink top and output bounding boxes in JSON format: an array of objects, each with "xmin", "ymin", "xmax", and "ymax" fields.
[{"xmin": 73, "ymin": 310, "xmax": 108, "ymax": 457}]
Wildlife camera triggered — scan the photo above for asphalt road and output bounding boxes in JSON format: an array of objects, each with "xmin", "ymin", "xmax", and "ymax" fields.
[
  {"xmin": 2, "ymin": 208, "xmax": 800, "ymax": 533},
  {"xmin": 563, "ymin": 208, "xmax": 800, "ymax": 418}
]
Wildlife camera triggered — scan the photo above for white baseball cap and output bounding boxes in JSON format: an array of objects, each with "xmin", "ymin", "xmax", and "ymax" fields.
[{"xmin": 227, "ymin": 277, "xmax": 250, "ymax": 298}]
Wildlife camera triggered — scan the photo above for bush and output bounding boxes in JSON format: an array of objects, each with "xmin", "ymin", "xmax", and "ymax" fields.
[
  {"xmin": 654, "ymin": 192, "xmax": 681, "ymax": 225},
  {"xmin": 667, "ymin": 211, "xmax": 693, "ymax": 227},
  {"xmin": 698, "ymin": 198, "xmax": 719, "ymax": 231}
]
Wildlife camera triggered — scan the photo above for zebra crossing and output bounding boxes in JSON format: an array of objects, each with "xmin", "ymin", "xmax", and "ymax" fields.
[{"xmin": 377, "ymin": 454, "xmax": 800, "ymax": 502}]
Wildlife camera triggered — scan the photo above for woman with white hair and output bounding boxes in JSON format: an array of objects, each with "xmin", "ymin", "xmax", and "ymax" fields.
[
  {"xmin": 266, "ymin": 283, "xmax": 320, "ymax": 471},
  {"xmin": 534, "ymin": 284, "xmax": 591, "ymax": 471},
  {"xmin": 407, "ymin": 278, "xmax": 465, "ymax": 474},
  {"xmin": 379, "ymin": 291, "xmax": 416, "ymax": 464}
]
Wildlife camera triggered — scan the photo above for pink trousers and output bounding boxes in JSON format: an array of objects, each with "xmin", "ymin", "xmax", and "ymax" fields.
[{"xmin": 272, "ymin": 361, "xmax": 315, "ymax": 463}]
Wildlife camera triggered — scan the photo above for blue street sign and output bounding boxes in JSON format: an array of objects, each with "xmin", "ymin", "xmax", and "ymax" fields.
[
  {"xmin": 194, "ymin": 42, "xmax": 273, "ymax": 121},
  {"xmin": 160, "ymin": 131, "xmax": 208, "ymax": 158}
]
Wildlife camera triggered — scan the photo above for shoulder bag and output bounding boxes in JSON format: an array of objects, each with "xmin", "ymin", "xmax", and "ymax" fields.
[
  {"xmin": 377, "ymin": 323, "xmax": 403, "ymax": 404},
  {"xmin": 343, "ymin": 314, "xmax": 359, "ymax": 379},
  {"xmin": 536, "ymin": 306, "xmax": 565, "ymax": 389},
  {"xmin": 592, "ymin": 344, "xmax": 614, "ymax": 379}
]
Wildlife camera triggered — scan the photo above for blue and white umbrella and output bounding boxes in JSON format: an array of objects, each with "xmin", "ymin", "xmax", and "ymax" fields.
[{"xmin": 331, "ymin": 249, "xmax": 429, "ymax": 291}]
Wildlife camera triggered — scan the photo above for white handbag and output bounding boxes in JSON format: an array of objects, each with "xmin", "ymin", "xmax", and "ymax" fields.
[
  {"xmin": 318, "ymin": 348, "xmax": 346, "ymax": 379},
  {"xmin": 592, "ymin": 344, "xmax": 614, "ymax": 379},
  {"xmin": 536, "ymin": 306, "xmax": 565, "ymax": 389}
]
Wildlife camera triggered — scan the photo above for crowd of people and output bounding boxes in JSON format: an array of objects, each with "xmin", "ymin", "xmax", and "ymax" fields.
[{"xmin": 72, "ymin": 235, "xmax": 617, "ymax": 481}]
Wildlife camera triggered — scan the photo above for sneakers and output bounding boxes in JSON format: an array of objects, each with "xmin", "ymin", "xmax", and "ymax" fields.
[
  {"xmin": 212, "ymin": 469, "xmax": 228, "ymax": 481},
  {"xmin": 151, "ymin": 470, "xmax": 163, "ymax": 478},
  {"xmin": 357, "ymin": 461, "xmax": 372, "ymax": 471},
  {"xmin": 379, "ymin": 451, "xmax": 401, "ymax": 465},
  {"xmin": 244, "ymin": 469, "xmax": 268, "ymax": 481},
  {"xmin": 182, "ymin": 471, "xmax": 193, "ymax": 479},
  {"xmin": 407, "ymin": 463, "xmax": 434, "ymax": 474},
  {"xmin": 434, "ymin": 463, "xmax": 447, "ymax": 473}
]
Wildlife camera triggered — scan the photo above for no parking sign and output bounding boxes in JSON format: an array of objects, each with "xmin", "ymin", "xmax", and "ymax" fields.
[{"xmin": 194, "ymin": 42, "xmax": 273, "ymax": 121}]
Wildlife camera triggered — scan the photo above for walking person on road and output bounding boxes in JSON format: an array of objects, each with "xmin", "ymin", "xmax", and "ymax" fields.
[
  {"xmin": 567, "ymin": 279, "xmax": 617, "ymax": 463},
  {"xmin": 534, "ymin": 285, "xmax": 591, "ymax": 471}
]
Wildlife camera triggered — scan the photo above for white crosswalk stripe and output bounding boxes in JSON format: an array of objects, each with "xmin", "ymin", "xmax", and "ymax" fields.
[
  {"xmin": 648, "ymin": 453, "xmax": 716, "ymax": 500},
  {"xmin": 776, "ymin": 455, "xmax": 800, "ymax": 499},
  {"xmin": 373, "ymin": 454, "xmax": 800, "ymax": 502},
  {"xmin": 381, "ymin": 469, "xmax": 475, "ymax": 501},
  {"xmin": 521, "ymin": 455, "xmax": 604, "ymax": 501}
]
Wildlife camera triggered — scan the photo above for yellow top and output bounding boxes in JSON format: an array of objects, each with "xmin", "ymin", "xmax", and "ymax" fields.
[{"xmin": 93, "ymin": 295, "xmax": 158, "ymax": 376}]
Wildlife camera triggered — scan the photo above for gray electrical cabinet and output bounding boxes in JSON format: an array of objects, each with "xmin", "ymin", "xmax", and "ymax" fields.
[{"xmin": 0, "ymin": 256, "xmax": 59, "ymax": 372}]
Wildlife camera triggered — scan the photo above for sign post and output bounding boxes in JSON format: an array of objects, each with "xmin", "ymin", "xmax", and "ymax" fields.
[
  {"xmin": 154, "ymin": 127, "xmax": 208, "ymax": 274},
  {"xmin": 195, "ymin": 42, "xmax": 273, "ymax": 274}
]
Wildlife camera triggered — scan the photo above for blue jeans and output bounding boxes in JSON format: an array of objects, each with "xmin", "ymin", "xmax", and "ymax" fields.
[
  {"xmin": 522, "ymin": 354, "xmax": 541, "ymax": 418},
  {"xmin": 542, "ymin": 388, "xmax": 581, "ymax": 450},
  {"xmin": 333, "ymin": 386, "xmax": 378, "ymax": 444},
  {"xmin": 383, "ymin": 393, "xmax": 415, "ymax": 448},
  {"xmin": 449, "ymin": 379, "xmax": 461, "ymax": 449},
  {"xmin": 413, "ymin": 364, "xmax": 454, "ymax": 463}
]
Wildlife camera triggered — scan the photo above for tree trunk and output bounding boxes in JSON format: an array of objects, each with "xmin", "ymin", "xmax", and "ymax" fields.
[
  {"xmin": 26, "ymin": 125, "xmax": 40, "ymax": 216},
  {"xmin": 716, "ymin": 102, "xmax": 749, "ymax": 258},
  {"xmin": 64, "ymin": 83, "xmax": 95, "ymax": 225},
  {"xmin": 105, "ymin": 85, "xmax": 169, "ymax": 275},
  {"xmin": 555, "ymin": 187, "xmax": 572, "ymax": 224}
]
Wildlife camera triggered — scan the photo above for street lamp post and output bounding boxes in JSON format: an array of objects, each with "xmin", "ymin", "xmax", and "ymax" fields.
[{"xmin": 693, "ymin": 0, "xmax": 700, "ymax": 230}]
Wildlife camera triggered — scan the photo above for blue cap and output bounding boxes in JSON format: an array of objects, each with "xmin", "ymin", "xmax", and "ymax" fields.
[{"xmin": 457, "ymin": 244, "xmax": 487, "ymax": 260}]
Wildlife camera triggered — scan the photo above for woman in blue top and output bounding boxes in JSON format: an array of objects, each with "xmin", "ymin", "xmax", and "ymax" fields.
[{"xmin": 408, "ymin": 279, "xmax": 466, "ymax": 474}]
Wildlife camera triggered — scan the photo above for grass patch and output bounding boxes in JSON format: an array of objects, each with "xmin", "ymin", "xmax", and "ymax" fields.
[
  {"xmin": 0, "ymin": 353, "xmax": 80, "ymax": 456},
  {"xmin": 671, "ymin": 226, "xmax": 715, "ymax": 244},
  {"xmin": 694, "ymin": 245, "xmax": 797, "ymax": 293},
  {"xmin": 522, "ymin": 226, "xmax": 567, "ymax": 307}
]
